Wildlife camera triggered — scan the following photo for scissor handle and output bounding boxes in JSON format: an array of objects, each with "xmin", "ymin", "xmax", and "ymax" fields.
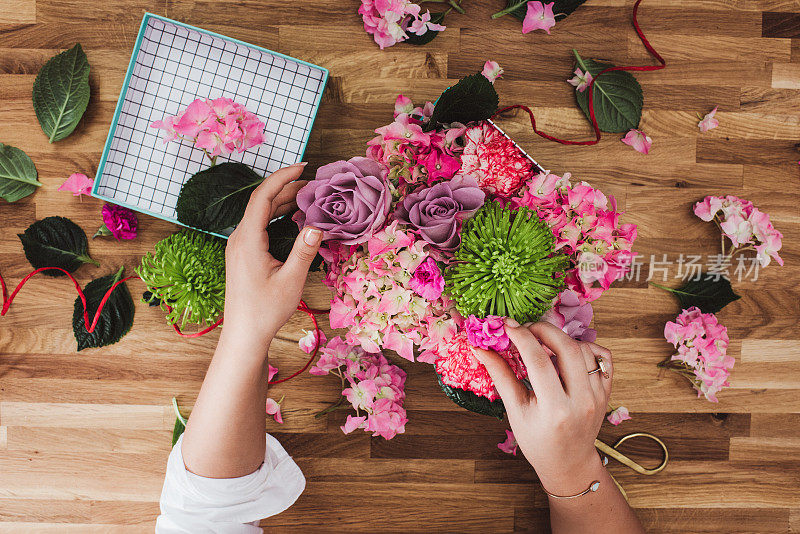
[{"xmin": 595, "ymin": 432, "xmax": 669, "ymax": 475}]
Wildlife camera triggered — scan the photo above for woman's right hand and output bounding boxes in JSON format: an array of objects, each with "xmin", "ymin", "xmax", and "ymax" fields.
[{"xmin": 473, "ymin": 320, "xmax": 614, "ymax": 496}]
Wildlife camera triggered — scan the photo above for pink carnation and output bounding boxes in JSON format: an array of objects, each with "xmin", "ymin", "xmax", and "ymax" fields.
[
  {"xmin": 435, "ymin": 331, "xmax": 526, "ymax": 400},
  {"xmin": 409, "ymin": 257, "xmax": 445, "ymax": 300},
  {"xmin": 460, "ymin": 123, "xmax": 534, "ymax": 197},
  {"xmin": 100, "ymin": 203, "xmax": 138, "ymax": 240}
]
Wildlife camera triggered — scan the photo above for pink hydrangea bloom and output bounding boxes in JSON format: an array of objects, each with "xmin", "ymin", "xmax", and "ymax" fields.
[
  {"xmin": 698, "ymin": 106, "xmax": 719, "ymax": 132},
  {"xmin": 606, "ymin": 406, "xmax": 631, "ymax": 426},
  {"xmin": 298, "ymin": 329, "xmax": 327, "ymax": 354},
  {"xmin": 409, "ymin": 257, "xmax": 445, "ymax": 301},
  {"xmin": 567, "ymin": 68, "xmax": 593, "ymax": 93},
  {"xmin": 58, "ymin": 173, "xmax": 94, "ymax": 197},
  {"xmin": 313, "ymin": 337, "xmax": 407, "ymax": 440},
  {"xmin": 359, "ymin": 0, "xmax": 444, "ymax": 50},
  {"xmin": 100, "ymin": 203, "xmax": 138, "ymax": 240},
  {"xmin": 460, "ymin": 122, "xmax": 535, "ymax": 197},
  {"xmin": 266, "ymin": 397, "xmax": 284, "ymax": 424},
  {"xmin": 510, "ymin": 171, "xmax": 637, "ymax": 302},
  {"xmin": 464, "ymin": 315, "xmax": 510, "ymax": 351},
  {"xmin": 693, "ymin": 195, "xmax": 783, "ymax": 267},
  {"xmin": 482, "ymin": 60, "xmax": 504, "ymax": 84},
  {"xmin": 621, "ymin": 129, "xmax": 652, "ymax": 154},
  {"xmin": 435, "ymin": 331, "xmax": 527, "ymax": 400},
  {"xmin": 522, "ymin": 1, "xmax": 556, "ymax": 34},
  {"xmin": 324, "ymin": 226, "xmax": 456, "ymax": 363},
  {"xmin": 498, "ymin": 430, "xmax": 518, "ymax": 455},
  {"xmin": 150, "ymin": 97, "xmax": 265, "ymax": 159},
  {"xmin": 541, "ymin": 289, "xmax": 597, "ymax": 342},
  {"xmin": 664, "ymin": 307, "xmax": 733, "ymax": 402}
]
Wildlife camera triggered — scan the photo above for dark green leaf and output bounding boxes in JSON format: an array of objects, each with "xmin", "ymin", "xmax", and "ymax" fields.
[
  {"xmin": 171, "ymin": 397, "xmax": 188, "ymax": 446},
  {"xmin": 176, "ymin": 162, "xmax": 263, "ymax": 232},
  {"xmin": 404, "ymin": 12, "xmax": 446, "ymax": 46},
  {"xmin": 505, "ymin": 0, "xmax": 589, "ymax": 21},
  {"xmin": 32, "ymin": 43, "xmax": 91, "ymax": 143},
  {"xmin": 425, "ymin": 73, "xmax": 499, "ymax": 132},
  {"xmin": 652, "ymin": 276, "xmax": 742, "ymax": 314},
  {"xmin": 18, "ymin": 216, "xmax": 99, "ymax": 277},
  {"xmin": 0, "ymin": 143, "xmax": 41, "ymax": 202},
  {"xmin": 267, "ymin": 214, "xmax": 324, "ymax": 271},
  {"xmin": 573, "ymin": 52, "xmax": 643, "ymax": 133},
  {"xmin": 73, "ymin": 267, "xmax": 135, "ymax": 351},
  {"xmin": 438, "ymin": 374, "xmax": 506, "ymax": 419}
]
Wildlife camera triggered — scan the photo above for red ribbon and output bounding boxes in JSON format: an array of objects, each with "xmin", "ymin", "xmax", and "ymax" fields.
[
  {"xmin": 0, "ymin": 267, "xmax": 328, "ymax": 385},
  {"xmin": 493, "ymin": 0, "xmax": 666, "ymax": 146}
]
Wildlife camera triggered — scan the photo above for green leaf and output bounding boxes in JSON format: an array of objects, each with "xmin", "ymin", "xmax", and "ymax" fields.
[
  {"xmin": 176, "ymin": 162, "xmax": 263, "ymax": 232},
  {"xmin": 651, "ymin": 277, "xmax": 742, "ymax": 315},
  {"xmin": 0, "ymin": 143, "xmax": 41, "ymax": 202},
  {"xmin": 425, "ymin": 73, "xmax": 499, "ymax": 132},
  {"xmin": 32, "ymin": 43, "xmax": 91, "ymax": 143},
  {"xmin": 18, "ymin": 216, "xmax": 99, "ymax": 277},
  {"xmin": 438, "ymin": 374, "xmax": 506, "ymax": 419},
  {"xmin": 572, "ymin": 51, "xmax": 643, "ymax": 133},
  {"xmin": 504, "ymin": 0, "xmax": 589, "ymax": 21},
  {"xmin": 404, "ymin": 12, "xmax": 446, "ymax": 46},
  {"xmin": 171, "ymin": 397, "xmax": 188, "ymax": 446},
  {"xmin": 72, "ymin": 267, "xmax": 135, "ymax": 351},
  {"xmin": 267, "ymin": 214, "xmax": 324, "ymax": 271}
]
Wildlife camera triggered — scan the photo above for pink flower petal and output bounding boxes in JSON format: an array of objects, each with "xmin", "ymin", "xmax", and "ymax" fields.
[
  {"xmin": 522, "ymin": 1, "xmax": 556, "ymax": 34},
  {"xmin": 58, "ymin": 173, "xmax": 94, "ymax": 197},
  {"xmin": 621, "ymin": 129, "xmax": 652, "ymax": 155}
]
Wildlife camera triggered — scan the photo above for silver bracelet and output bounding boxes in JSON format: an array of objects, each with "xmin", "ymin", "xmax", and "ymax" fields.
[{"xmin": 542, "ymin": 480, "xmax": 601, "ymax": 499}]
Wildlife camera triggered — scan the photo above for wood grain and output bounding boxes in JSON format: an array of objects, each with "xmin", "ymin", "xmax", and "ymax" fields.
[{"xmin": 1, "ymin": 0, "xmax": 799, "ymax": 531}]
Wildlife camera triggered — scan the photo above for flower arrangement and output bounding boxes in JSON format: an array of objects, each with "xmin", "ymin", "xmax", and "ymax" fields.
[{"xmin": 295, "ymin": 68, "xmax": 636, "ymax": 426}]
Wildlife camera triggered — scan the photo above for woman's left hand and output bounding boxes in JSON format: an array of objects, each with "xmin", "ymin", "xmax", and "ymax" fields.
[{"xmin": 222, "ymin": 163, "xmax": 322, "ymax": 343}]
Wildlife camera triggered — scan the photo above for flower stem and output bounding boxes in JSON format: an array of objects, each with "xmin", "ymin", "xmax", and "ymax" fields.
[
  {"xmin": 314, "ymin": 397, "xmax": 348, "ymax": 419},
  {"xmin": 491, "ymin": 0, "xmax": 527, "ymax": 19}
]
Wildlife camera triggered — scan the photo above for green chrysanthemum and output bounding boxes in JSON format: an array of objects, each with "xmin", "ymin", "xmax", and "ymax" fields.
[
  {"xmin": 445, "ymin": 201, "xmax": 568, "ymax": 323},
  {"xmin": 136, "ymin": 230, "xmax": 226, "ymax": 327}
]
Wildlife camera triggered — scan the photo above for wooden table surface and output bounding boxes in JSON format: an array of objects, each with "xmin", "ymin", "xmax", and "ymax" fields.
[{"xmin": 1, "ymin": 0, "xmax": 800, "ymax": 532}]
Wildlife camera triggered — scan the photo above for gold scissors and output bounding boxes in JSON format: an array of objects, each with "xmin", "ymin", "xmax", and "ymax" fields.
[{"xmin": 594, "ymin": 432, "xmax": 669, "ymax": 500}]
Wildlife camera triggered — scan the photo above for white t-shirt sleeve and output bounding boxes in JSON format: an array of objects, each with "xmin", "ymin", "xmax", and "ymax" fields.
[{"xmin": 156, "ymin": 433, "xmax": 305, "ymax": 533}]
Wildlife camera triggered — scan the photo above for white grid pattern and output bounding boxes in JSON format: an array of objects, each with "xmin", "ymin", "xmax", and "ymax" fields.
[{"xmin": 95, "ymin": 17, "xmax": 325, "ymax": 220}]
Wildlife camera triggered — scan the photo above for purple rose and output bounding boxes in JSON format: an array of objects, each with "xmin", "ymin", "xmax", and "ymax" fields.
[
  {"xmin": 295, "ymin": 157, "xmax": 390, "ymax": 245},
  {"xmin": 465, "ymin": 315, "xmax": 510, "ymax": 351},
  {"xmin": 395, "ymin": 174, "xmax": 485, "ymax": 251}
]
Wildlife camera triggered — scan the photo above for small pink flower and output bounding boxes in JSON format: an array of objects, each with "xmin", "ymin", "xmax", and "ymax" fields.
[
  {"xmin": 606, "ymin": 406, "xmax": 631, "ymax": 426},
  {"xmin": 567, "ymin": 68, "xmax": 593, "ymax": 93},
  {"xmin": 173, "ymin": 99, "xmax": 214, "ymax": 138},
  {"xmin": 298, "ymin": 329, "xmax": 327, "ymax": 354},
  {"xmin": 266, "ymin": 397, "xmax": 284, "ymax": 424},
  {"xmin": 481, "ymin": 60, "xmax": 504, "ymax": 84},
  {"xmin": 408, "ymin": 9, "xmax": 446, "ymax": 36},
  {"xmin": 465, "ymin": 315, "xmax": 510, "ymax": 351},
  {"xmin": 394, "ymin": 94, "xmax": 414, "ymax": 117},
  {"xmin": 99, "ymin": 203, "xmax": 138, "ymax": 240},
  {"xmin": 150, "ymin": 116, "xmax": 179, "ymax": 142},
  {"xmin": 522, "ymin": 1, "xmax": 556, "ymax": 34},
  {"xmin": 409, "ymin": 257, "xmax": 445, "ymax": 301},
  {"xmin": 698, "ymin": 106, "xmax": 719, "ymax": 132},
  {"xmin": 268, "ymin": 364, "xmax": 278, "ymax": 382},
  {"xmin": 621, "ymin": 129, "xmax": 652, "ymax": 155},
  {"xmin": 498, "ymin": 430, "xmax": 518, "ymax": 455},
  {"xmin": 58, "ymin": 173, "xmax": 94, "ymax": 197}
]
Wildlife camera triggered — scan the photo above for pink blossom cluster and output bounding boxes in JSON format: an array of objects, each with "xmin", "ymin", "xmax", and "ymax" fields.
[
  {"xmin": 460, "ymin": 122, "xmax": 536, "ymax": 197},
  {"xmin": 359, "ymin": 0, "xmax": 445, "ymax": 50},
  {"xmin": 664, "ymin": 307, "xmax": 733, "ymax": 403},
  {"xmin": 510, "ymin": 172, "xmax": 637, "ymax": 301},
  {"xmin": 434, "ymin": 331, "xmax": 527, "ymax": 400},
  {"xmin": 694, "ymin": 195, "xmax": 783, "ymax": 267},
  {"xmin": 541, "ymin": 289, "xmax": 597, "ymax": 342},
  {"xmin": 325, "ymin": 222, "xmax": 458, "ymax": 363},
  {"xmin": 151, "ymin": 97, "xmax": 265, "ymax": 158},
  {"xmin": 367, "ymin": 95, "xmax": 465, "ymax": 187},
  {"xmin": 310, "ymin": 337, "xmax": 408, "ymax": 440}
]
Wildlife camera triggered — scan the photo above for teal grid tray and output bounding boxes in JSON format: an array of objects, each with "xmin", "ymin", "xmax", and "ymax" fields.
[{"xmin": 92, "ymin": 13, "xmax": 328, "ymax": 237}]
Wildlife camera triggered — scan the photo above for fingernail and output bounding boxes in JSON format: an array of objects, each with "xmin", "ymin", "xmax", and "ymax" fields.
[
  {"xmin": 303, "ymin": 227, "xmax": 322, "ymax": 245},
  {"xmin": 504, "ymin": 317, "xmax": 520, "ymax": 327},
  {"xmin": 295, "ymin": 161, "xmax": 308, "ymax": 167}
]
